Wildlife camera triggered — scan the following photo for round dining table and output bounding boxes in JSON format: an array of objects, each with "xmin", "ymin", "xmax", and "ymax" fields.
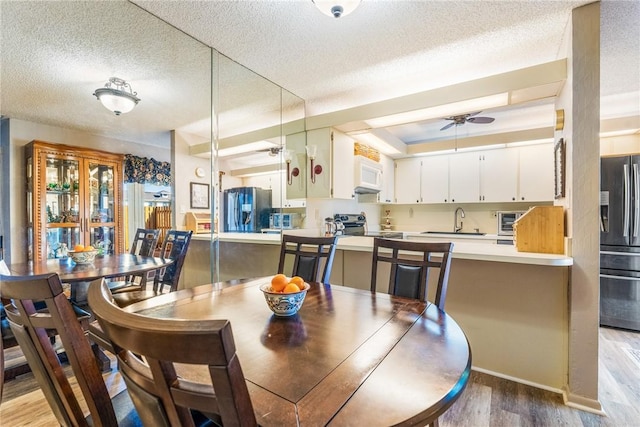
[
  {"xmin": 5, "ymin": 253, "xmax": 173, "ymax": 283},
  {"xmin": 122, "ymin": 277, "xmax": 472, "ymax": 426}
]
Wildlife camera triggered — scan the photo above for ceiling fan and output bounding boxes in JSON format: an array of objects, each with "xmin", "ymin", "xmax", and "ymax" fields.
[
  {"xmin": 256, "ymin": 146, "xmax": 283, "ymax": 156},
  {"xmin": 440, "ymin": 111, "xmax": 495, "ymax": 131}
]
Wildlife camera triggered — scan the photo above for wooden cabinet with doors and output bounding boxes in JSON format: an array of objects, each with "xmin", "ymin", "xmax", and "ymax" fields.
[{"xmin": 25, "ymin": 140, "xmax": 124, "ymax": 261}]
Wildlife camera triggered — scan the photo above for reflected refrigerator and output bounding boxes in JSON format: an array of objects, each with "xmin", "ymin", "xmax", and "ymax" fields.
[
  {"xmin": 223, "ymin": 187, "xmax": 272, "ymax": 233},
  {"xmin": 600, "ymin": 155, "xmax": 640, "ymax": 331}
]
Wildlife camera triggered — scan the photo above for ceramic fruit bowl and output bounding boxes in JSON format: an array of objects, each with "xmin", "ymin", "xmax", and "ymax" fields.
[
  {"xmin": 68, "ymin": 250, "xmax": 98, "ymax": 265},
  {"xmin": 260, "ymin": 282, "xmax": 310, "ymax": 316}
]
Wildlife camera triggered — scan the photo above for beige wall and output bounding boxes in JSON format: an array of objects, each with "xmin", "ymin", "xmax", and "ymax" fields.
[{"xmin": 600, "ymin": 133, "xmax": 640, "ymax": 156}]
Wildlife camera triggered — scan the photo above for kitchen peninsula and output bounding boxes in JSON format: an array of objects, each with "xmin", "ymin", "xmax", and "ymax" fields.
[{"xmin": 184, "ymin": 232, "xmax": 572, "ymax": 397}]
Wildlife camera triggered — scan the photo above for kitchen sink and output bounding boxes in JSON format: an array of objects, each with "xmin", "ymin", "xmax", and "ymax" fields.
[{"xmin": 422, "ymin": 231, "xmax": 486, "ymax": 236}]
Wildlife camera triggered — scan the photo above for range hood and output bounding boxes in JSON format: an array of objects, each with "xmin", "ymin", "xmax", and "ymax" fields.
[{"xmin": 354, "ymin": 185, "xmax": 381, "ymax": 194}]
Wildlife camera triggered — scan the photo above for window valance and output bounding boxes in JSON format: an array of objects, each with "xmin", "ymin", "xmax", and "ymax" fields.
[{"xmin": 123, "ymin": 154, "xmax": 171, "ymax": 186}]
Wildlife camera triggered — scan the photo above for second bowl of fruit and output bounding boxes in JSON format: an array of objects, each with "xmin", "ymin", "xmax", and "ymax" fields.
[
  {"xmin": 260, "ymin": 274, "xmax": 310, "ymax": 317},
  {"xmin": 68, "ymin": 244, "xmax": 98, "ymax": 265}
]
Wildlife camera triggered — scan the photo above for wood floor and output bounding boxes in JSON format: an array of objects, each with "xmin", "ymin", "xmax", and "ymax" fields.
[{"xmin": 1, "ymin": 327, "xmax": 639, "ymax": 426}]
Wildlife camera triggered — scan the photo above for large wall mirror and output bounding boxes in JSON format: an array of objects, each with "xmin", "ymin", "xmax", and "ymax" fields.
[{"xmin": 1, "ymin": 1, "xmax": 305, "ymax": 285}]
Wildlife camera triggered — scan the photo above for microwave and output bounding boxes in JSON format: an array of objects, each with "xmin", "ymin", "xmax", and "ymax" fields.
[
  {"xmin": 270, "ymin": 213, "xmax": 302, "ymax": 229},
  {"xmin": 497, "ymin": 211, "xmax": 526, "ymax": 236},
  {"xmin": 354, "ymin": 155, "xmax": 383, "ymax": 194}
]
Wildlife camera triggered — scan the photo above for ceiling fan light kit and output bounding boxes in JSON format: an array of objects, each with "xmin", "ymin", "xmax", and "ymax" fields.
[{"xmin": 93, "ymin": 77, "xmax": 140, "ymax": 115}]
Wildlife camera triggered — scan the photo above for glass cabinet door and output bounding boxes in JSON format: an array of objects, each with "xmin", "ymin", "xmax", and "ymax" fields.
[
  {"xmin": 44, "ymin": 157, "xmax": 81, "ymax": 259},
  {"xmin": 87, "ymin": 161, "xmax": 116, "ymax": 254}
]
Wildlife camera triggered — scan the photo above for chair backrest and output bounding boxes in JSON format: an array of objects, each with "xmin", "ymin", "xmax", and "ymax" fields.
[
  {"xmin": 0, "ymin": 272, "xmax": 120, "ymax": 426},
  {"xmin": 154, "ymin": 229, "xmax": 193, "ymax": 292},
  {"xmin": 88, "ymin": 279, "xmax": 257, "ymax": 427},
  {"xmin": 278, "ymin": 234, "xmax": 338, "ymax": 284},
  {"xmin": 370, "ymin": 238, "xmax": 454, "ymax": 310},
  {"xmin": 130, "ymin": 228, "xmax": 160, "ymax": 256}
]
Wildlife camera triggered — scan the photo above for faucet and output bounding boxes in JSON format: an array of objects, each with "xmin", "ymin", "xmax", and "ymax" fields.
[{"xmin": 454, "ymin": 207, "xmax": 465, "ymax": 233}]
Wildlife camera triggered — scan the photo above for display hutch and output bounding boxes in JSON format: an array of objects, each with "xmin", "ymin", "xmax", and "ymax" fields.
[{"xmin": 26, "ymin": 140, "xmax": 124, "ymax": 261}]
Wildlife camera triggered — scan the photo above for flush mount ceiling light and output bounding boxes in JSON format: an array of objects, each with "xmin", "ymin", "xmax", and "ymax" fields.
[
  {"xmin": 312, "ymin": 0, "xmax": 361, "ymax": 18},
  {"xmin": 93, "ymin": 77, "xmax": 140, "ymax": 115}
]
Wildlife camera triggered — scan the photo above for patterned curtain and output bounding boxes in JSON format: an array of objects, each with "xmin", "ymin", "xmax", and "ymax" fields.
[{"xmin": 123, "ymin": 154, "xmax": 171, "ymax": 186}]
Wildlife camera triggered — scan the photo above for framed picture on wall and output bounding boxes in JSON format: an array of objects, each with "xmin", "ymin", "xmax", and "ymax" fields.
[
  {"xmin": 190, "ymin": 182, "xmax": 210, "ymax": 209},
  {"xmin": 554, "ymin": 138, "xmax": 566, "ymax": 199}
]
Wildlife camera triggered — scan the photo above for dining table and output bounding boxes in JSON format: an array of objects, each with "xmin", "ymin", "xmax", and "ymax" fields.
[{"xmin": 121, "ymin": 276, "xmax": 472, "ymax": 426}]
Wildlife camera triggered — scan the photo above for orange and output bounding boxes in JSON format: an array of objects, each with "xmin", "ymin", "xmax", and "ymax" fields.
[
  {"xmin": 289, "ymin": 276, "xmax": 304, "ymax": 290},
  {"xmin": 73, "ymin": 244, "xmax": 84, "ymax": 252},
  {"xmin": 270, "ymin": 274, "xmax": 288, "ymax": 292},
  {"xmin": 283, "ymin": 283, "xmax": 302, "ymax": 294},
  {"xmin": 84, "ymin": 245, "xmax": 95, "ymax": 252}
]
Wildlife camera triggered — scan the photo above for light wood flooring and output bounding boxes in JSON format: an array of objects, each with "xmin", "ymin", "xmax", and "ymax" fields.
[{"xmin": 1, "ymin": 327, "xmax": 639, "ymax": 426}]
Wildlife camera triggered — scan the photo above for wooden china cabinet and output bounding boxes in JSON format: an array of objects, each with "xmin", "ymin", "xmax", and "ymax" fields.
[{"xmin": 26, "ymin": 140, "xmax": 124, "ymax": 261}]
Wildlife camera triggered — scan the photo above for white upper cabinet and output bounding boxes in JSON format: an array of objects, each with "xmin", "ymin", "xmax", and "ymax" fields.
[
  {"xmin": 421, "ymin": 155, "xmax": 450, "ymax": 203},
  {"xmin": 306, "ymin": 128, "xmax": 355, "ymax": 199},
  {"xmin": 393, "ymin": 143, "xmax": 554, "ymax": 205},
  {"xmin": 449, "ymin": 152, "xmax": 480, "ymax": 203},
  {"xmin": 379, "ymin": 154, "xmax": 395, "ymax": 203},
  {"xmin": 479, "ymin": 148, "xmax": 519, "ymax": 202},
  {"xmin": 394, "ymin": 158, "xmax": 421, "ymax": 203},
  {"xmin": 518, "ymin": 143, "xmax": 554, "ymax": 202}
]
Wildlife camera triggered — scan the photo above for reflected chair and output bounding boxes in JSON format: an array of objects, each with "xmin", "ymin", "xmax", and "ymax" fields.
[
  {"xmin": 108, "ymin": 229, "xmax": 192, "ymax": 307},
  {"xmin": 108, "ymin": 228, "xmax": 160, "ymax": 293},
  {"xmin": 370, "ymin": 238, "xmax": 454, "ymax": 310},
  {"xmin": 88, "ymin": 278, "xmax": 257, "ymax": 426},
  {"xmin": 278, "ymin": 234, "xmax": 338, "ymax": 283},
  {"xmin": 0, "ymin": 272, "xmax": 140, "ymax": 426}
]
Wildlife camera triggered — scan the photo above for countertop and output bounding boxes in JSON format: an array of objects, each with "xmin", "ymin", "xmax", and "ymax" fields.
[{"xmin": 192, "ymin": 231, "xmax": 572, "ymax": 267}]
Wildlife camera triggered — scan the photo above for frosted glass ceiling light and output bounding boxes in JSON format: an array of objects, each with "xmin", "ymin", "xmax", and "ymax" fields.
[
  {"xmin": 312, "ymin": 0, "xmax": 361, "ymax": 18},
  {"xmin": 93, "ymin": 77, "xmax": 140, "ymax": 115}
]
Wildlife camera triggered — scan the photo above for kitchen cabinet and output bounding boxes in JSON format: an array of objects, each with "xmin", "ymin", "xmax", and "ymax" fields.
[
  {"xmin": 449, "ymin": 152, "xmax": 480, "ymax": 203},
  {"xmin": 479, "ymin": 148, "xmax": 519, "ymax": 202},
  {"xmin": 306, "ymin": 127, "xmax": 355, "ymax": 199},
  {"xmin": 518, "ymin": 143, "xmax": 554, "ymax": 201},
  {"xmin": 378, "ymin": 154, "xmax": 395, "ymax": 203},
  {"xmin": 394, "ymin": 158, "xmax": 421, "ymax": 203},
  {"xmin": 421, "ymin": 155, "xmax": 450, "ymax": 203},
  {"xmin": 26, "ymin": 140, "xmax": 124, "ymax": 261}
]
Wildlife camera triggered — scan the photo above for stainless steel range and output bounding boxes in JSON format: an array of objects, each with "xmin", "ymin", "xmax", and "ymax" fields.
[{"xmin": 334, "ymin": 213, "xmax": 404, "ymax": 239}]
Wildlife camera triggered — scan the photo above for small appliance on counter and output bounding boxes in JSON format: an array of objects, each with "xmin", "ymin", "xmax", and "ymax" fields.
[
  {"xmin": 497, "ymin": 210, "xmax": 526, "ymax": 236},
  {"xmin": 334, "ymin": 213, "xmax": 403, "ymax": 239},
  {"xmin": 270, "ymin": 213, "xmax": 302, "ymax": 230}
]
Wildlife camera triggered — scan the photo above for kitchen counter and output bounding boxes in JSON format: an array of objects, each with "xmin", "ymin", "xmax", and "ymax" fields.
[{"xmin": 192, "ymin": 231, "xmax": 572, "ymax": 267}]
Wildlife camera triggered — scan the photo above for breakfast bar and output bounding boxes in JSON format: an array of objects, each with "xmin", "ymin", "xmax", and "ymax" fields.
[{"xmin": 182, "ymin": 232, "xmax": 572, "ymax": 395}]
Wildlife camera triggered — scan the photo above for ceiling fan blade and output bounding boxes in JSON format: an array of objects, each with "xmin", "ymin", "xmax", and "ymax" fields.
[
  {"xmin": 467, "ymin": 117, "xmax": 494, "ymax": 124},
  {"xmin": 467, "ymin": 111, "xmax": 481, "ymax": 118},
  {"xmin": 440, "ymin": 122, "xmax": 456, "ymax": 131}
]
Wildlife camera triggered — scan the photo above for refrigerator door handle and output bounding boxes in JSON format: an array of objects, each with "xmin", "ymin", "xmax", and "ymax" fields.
[
  {"xmin": 600, "ymin": 274, "xmax": 640, "ymax": 282},
  {"xmin": 624, "ymin": 164, "xmax": 630, "ymax": 237},
  {"xmin": 634, "ymin": 163, "xmax": 640, "ymax": 237}
]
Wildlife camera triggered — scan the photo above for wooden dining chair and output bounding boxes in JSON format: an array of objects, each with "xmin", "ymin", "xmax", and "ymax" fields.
[
  {"xmin": 108, "ymin": 228, "xmax": 160, "ymax": 293},
  {"xmin": 108, "ymin": 229, "xmax": 193, "ymax": 307},
  {"xmin": 370, "ymin": 238, "xmax": 454, "ymax": 310},
  {"xmin": 277, "ymin": 234, "xmax": 338, "ymax": 284},
  {"xmin": 0, "ymin": 272, "xmax": 140, "ymax": 426},
  {"xmin": 88, "ymin": 278, "xmax": 257, "ymax": 427}
]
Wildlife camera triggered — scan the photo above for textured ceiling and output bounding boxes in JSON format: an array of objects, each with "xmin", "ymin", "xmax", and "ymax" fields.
[{"xmin": 1, "ymin": 0, "xmax": 638, "ymax": 153}]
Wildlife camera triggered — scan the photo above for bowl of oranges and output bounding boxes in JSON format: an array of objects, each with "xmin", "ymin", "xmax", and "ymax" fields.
[
  {"xmin": 260, "ymin": 274, "xmax": 310, "ymax": 317},
  {"xmin": 68, "ymin": 244, "xmax": 98, "ymax": 265}
]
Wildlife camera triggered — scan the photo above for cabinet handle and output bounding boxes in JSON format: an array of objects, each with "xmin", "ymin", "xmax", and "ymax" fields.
[
  {"xmin": 512, "ymin": 197, "xmax": 516, "ymax": 201},
  {"xmin": 521, "ymin": 197, "xmax": 525, "ymax": 200}
]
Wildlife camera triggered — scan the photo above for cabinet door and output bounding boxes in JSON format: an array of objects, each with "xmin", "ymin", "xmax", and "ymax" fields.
[
  {"xmin": 379, "ymin": 154, "xmax": 395, "ymax": 204},
  {"xmin": 85, "ymin": 160, "xmax": 119, "ymax": 254},
  {"xmin": 479, "ymin": 148, "xmax": 518, "ymax": 202},
  {"xmin": 519, "ymin": 144, "xmax": 554, "ymax": 202},
  {"xmin": 331, "ymin": 131, "xmax": 355, "ymax": 200},
  {"xmin": 449, "ymin": 152, "xmax": 480, "ymax": 203},
  {"xmin": 395, "ymin": 158, "xmax": 421, "ymax": 203},
  {"xmin": 41, "ymin": 155, "xmax": 82, "ymax": 260},
  {"xmin": 421, "ymin": 155, "xmax": 450, "ymax": 203}
]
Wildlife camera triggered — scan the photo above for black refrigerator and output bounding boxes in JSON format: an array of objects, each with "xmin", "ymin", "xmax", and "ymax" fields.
[
  {"xmin": 600, "ymin": 155, "xmax": 640, "ymax": 331},
  {"xmin": 223, "ymin": 187, "xmax": 272, "ymax": 233}
]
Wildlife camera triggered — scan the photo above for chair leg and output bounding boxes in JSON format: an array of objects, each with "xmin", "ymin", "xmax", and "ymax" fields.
[{"xmin": 429, "ymin": 417, "xmax": 440, "ymax": 427}]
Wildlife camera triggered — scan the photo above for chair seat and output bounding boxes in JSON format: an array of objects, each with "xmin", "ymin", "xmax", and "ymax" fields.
[{"xmin": 111, "ymin": 290, "xmax": 163, "ymax": 307}]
